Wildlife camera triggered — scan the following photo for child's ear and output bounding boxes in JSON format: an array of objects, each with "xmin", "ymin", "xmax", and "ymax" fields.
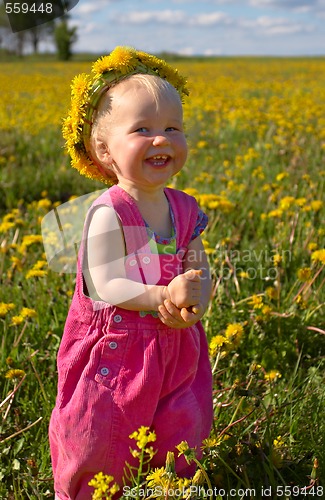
[{"xmin": 94, "ymin": 139, "xmax": 112, "ymax": 166}]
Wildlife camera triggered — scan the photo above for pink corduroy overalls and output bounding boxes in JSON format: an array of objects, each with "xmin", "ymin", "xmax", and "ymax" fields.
[{"xmin": 49, "ymin": 185, "xmax": 213, "ymax": 500}]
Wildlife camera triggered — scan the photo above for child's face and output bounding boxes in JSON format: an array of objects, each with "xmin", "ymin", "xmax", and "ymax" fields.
[{"xmin": 98, "ymin": 80, "xmax": 188, "ymax": 189}]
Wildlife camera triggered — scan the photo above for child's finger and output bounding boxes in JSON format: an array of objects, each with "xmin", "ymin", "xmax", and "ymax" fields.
[
  {"xmin": 180, "ymin": 307, "xmax": 196, "ymax": 322},
  {"xmin": 184, "ymin": 269, "xmax": 202, "ymax": 281}
]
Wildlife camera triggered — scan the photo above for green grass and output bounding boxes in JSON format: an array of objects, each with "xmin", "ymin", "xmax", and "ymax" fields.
[{"xmin": 0, "ymin": 58, "xmax": 324, "ymax": 498}]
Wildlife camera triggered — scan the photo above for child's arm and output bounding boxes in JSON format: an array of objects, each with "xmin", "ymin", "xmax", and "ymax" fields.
[
  {"xmin": 83, "ymin": 206, "xmax": 202, "ymax": 311},
  {"xmin": 158, "ymin": 235, "xmax": 212, "ymax": 327}
]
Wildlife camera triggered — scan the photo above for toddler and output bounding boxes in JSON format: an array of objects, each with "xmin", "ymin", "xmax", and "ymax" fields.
[{"xmin": 49, "ymin": 46, "xmax": 213, "ymax": 499}]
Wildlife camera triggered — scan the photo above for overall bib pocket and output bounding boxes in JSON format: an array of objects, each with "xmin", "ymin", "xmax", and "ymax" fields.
[{"xmin": 95, "ymin": 330, "xmax": 129, "ymax": 389}]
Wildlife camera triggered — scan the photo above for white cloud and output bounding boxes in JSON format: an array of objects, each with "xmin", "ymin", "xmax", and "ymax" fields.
[
  {"xmin": 113, "ymin": 9, "xmax": 231, "ymax": 27},
  {"xmin": 203, "ymin": 47, "xmax": 223, "ymax": 55},
  {"xmin": 69, "ymin": 0, "xmax": 325, "ymax": 56},
  {"xmin": 75, "ymin": 0, "xmax": 114, "ymax": 15},
  {"xmin": 117, "ymin": 9, "xmax": 187, "ymax": 24},
  {"xmin": 249, "ymin": 0, "xmax": 320, "ymax": 10},
  {"xmin": 76, "ymin": 4, "xmax": 100, "ymax": 15},
  {"xmin": 240, "ymin": 15, "xmax": 314, "ymax": 35},
  {"xmin": 189, "ymin": 12, "xmax": 231, "ymax": 26}
]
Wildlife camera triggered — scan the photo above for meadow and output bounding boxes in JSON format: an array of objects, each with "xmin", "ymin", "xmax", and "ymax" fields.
[{"xmin": 0, "ymin": 57, "xmax": 324, "ymax": 499}]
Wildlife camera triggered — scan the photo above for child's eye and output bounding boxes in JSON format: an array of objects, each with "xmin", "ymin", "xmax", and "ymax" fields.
[
  {"xmin": 166, "ymin": 127, "xmax": 182, "ymax": 132},
  {"xmin": 135, "ymin": 127, "xmax": 148, "ymax": 133}
]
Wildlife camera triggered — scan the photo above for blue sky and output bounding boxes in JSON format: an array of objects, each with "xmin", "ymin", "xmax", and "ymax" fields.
[{"xmin": 66, "ymin": 0, "xmax": 325, "ymax": 56}]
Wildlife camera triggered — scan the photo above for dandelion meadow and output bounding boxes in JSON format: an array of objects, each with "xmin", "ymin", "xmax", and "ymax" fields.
[{"xmin": 0, "ymin": 57, "xmax": 324, "ymax": 499}]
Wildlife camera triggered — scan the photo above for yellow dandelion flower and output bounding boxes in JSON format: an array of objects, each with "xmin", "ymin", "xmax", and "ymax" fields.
[
  {"xmin": 0, "ymin": 302, "xmax": 15, "ymax": 317},
  {"xmin": 20, "ymin": 307, "xmax": 37, "ymax": 319},
  {"xmin": 279, "ymin": 196, "xmax": 295, "ymax": 210},
  {"xmin": 252, "ymin": 166, "xmax": 265, "ymax": 179},
  {"xmin": 249, "ymin": 294, "xmax": 264, "ymax": 309},
  {"xmin": 264, "ymin": 370, "xmax": 281, "ymax": 381},
  {"xmin": 295, "ymin": 294, "xmax": 307, "ymax": 309},
  {"xmin": 208, "ymin": 197, "xmax": 235, "ymax": 213},
  {"xmin": 310, "ymin": 200, "xmax": 323, "ymax": 212},
  {"xmin": 144, "ymin": 446, "xmax": 156, "ymax": 460},
  {"xmin": 26, "ymin": 270, "xmax": 47, "ymax": 279},
  {"xmin": 70, "ymin": 73, "xmax": 92, "ymax": 105},
  {"xmin": 225, "ymin": 323, "xmax": 244, "ymax": 339},
  {"xmin": 10, "ymin": 316, "xmax": 24, "ymax": 326},
  {"xmin": 308, "ymin": 242, "xmax": 318, "ymax": 252},
  {"xmin": 88, "ymin": 472, "xmax": 119, "ymax": 500},
  {"xmin": 5, "ymin": 369, "xmax": 26, "ymax": 380},
  {"xmin": 183, "ymin": 187, "xmax": 199, "ymax": 197},
  {"xmin": 273, "ymin": 436, "xmax": 285, "ymax": 448},
  {"xmin": 276, "ymin": 172, "xmax": 289, "ymax": 181},
  {"xmin": 295, "ymin": 197, "xmax": 307, "ymax": 207},
  {"xmin": 221, "ymin": 237, "xmax": 231, "ymax": 246},
  {"xmin": 266, "ymin": 287, "xmax": 279, "ymax": 300},
  {"xmin": 224, "ymin": 323, "xmax": 244, "ymax": 347},
  {"xmin": 209, "ymin": 335, "xmax": 229, "ymax": 355},
  {"xmin": 18, "ymin": 235, "xmax": 43, "ymax": 254},
  {"xmin": 311, "ymin": 249, "xmax": 325, "ymax": 265},
  {"xmin": 37, "ymin": 198, "xmax": 52, "ymax": 210},
  {"xmin": 34, "ymin": 260, "xmax": 47, "ymax": 270},
  {"xmin": 26, "ymin": 259, "xmax": 48, "ymax": 279},
  {"xmin": 129, "ymin": 426, "xmax": 156, "ymax": 450},
  {"xmin": 146, "ymin": 467, "xmax": 166, "ymax": 484},
  {"xmin": 261, "ymin": 305, "xmax": 272, "ymax": 317},
  {"xmin": 62, "ymin": 115, "xmax": 80, "ymax": 143},
  {"xmin": 272, "ymin": 253, "xmax": 282, "ymax": 266},
  {"xmin": 176, "ymin": 441, "xmax": 196, "ymax": 461},
  {"xmin": 297, "ymin": 267, "xmax": 312, "ymax": 282},
  {"xmin": 130, "ymin": 449, "xmax": 140, "ymax": 459},
  {"xmin": 250, "ymin": 362, "xmax": 262, "ymax": 372},
  {"xmin": 268, "ymin": 209, "xmax": 283, "ymax": 218},
  {"xmin": 0, "ymin": 221, "xmax": 15, "ymax": 233},
  {"xmin": 93, "ymin": 47, "xmax": 136, "ymax": 77}
]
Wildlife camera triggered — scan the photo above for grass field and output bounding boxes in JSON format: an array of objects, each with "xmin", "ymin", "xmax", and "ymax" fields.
[{"xmin": 0, "ymin": 57, "xmax": 324, "ymax": 499}]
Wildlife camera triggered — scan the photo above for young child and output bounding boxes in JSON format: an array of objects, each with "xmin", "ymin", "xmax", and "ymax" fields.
[{"xmin": 49, "ymin": 46, "xmax": 213, "ymax": 499}]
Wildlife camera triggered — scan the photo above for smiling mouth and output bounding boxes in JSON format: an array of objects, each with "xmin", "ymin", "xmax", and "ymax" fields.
[{"xmin": 147, "ymin": 154, "xmax": 170, "ymax": 166}]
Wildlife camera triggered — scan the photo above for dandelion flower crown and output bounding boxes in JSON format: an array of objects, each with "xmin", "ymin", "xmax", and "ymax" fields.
[{"xmin": 62, "ymin": 46, "xmax": 189, "ymax": 184}]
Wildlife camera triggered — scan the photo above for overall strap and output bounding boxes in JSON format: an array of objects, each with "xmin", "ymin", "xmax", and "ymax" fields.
[
  {"xmin": 90, "ymin": 185, "xmax": 150, "ymax": 255},
  {"xmin": 73, "ymin": 185, "xmax": 150, "ymax": 318},
  {"xmin": 80, "ymin": 185, "xmax": 200, "ymax": 262},
  {"xmin": 164, "ymin": 188, "xmax": 199, "ymax": 250}
]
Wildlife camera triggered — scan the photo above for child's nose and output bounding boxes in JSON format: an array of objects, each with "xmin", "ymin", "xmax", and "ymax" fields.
[{"xmin": 152, "ymin": 134, "xmax": 170, "ymax": 146}]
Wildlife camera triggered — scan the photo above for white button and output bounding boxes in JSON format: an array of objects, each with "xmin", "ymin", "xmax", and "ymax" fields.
[
  {"xmin": 142, "ymin": 256, "xmax": 150, "ymax": 264},
  {"xmin": 100, "ymin": 367, "xmax": 109, "ymax": 376},
  {"xmin": 109, "ymin": 341, "xmax": 118, "ymax": 349},
  {"xmin": 113, "ymin": 314, "xmax": 122, "ymax": 323},
  {"xmin": 129, "ymin": 259, "xmax": 137, "ymax": 266}
]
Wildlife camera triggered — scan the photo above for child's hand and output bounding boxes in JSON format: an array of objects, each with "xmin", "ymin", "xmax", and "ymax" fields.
[
  {"xmin": 166, "ymin": 269, "xmax": 202, "ymax": 309},
  {"xmin": 158, "ymin": 300, "xmax": 204, "ymax": 329}
]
